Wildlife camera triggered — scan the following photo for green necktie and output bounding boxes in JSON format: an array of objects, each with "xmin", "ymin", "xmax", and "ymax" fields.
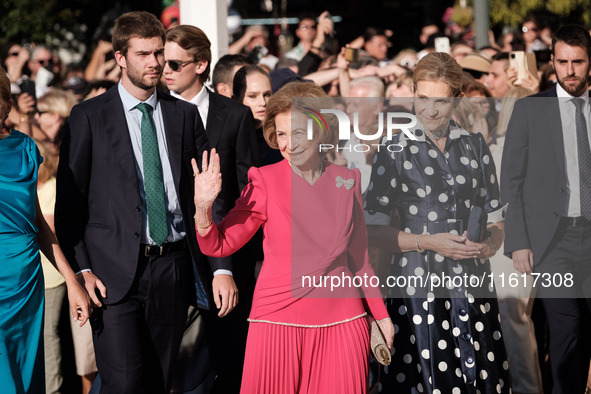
[{"xmin": 136, "ymin": 102, "xmax": 168, "ymax": 246}]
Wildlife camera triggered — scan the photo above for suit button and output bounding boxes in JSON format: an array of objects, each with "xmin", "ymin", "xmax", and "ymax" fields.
[
  {"xmin": 136, "ymin": 206, "xmax": 141, "ymax": 212},
  {"xmin": 553, "ymin": 211, "xmax": 559, "ymax": 217},
  {"xmin": 560, "ymin": 187, "xmax": 566, "ymax": 193},
  {"xmin": 134, "ymin": 232, "xmax": 140, "ymax": 238}
]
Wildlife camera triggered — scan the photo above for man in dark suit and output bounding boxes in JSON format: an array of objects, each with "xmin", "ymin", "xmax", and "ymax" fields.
[
  {"xmin": 163, "ymin": 25, "xmax": 259, "ymax": 394},
  {"xmin": 55, "ymin": 12, "xmax": 211, "ymax": 393},
  {"xmin": 501, "ymin": 24, "xmax": 591, "ymax": 394}
]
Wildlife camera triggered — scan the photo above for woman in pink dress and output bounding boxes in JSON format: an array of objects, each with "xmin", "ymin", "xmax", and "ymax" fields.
[{"xmin": 192, "ymin": 82, "xmax": 395, "ymax": 393}]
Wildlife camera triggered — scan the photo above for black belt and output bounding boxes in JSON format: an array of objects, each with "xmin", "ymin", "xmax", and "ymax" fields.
[
  {"xmin": 140, "ymin": 240, "xmax": 186, "ymax": 257},
  {"xmin": 561, "ymin": 216, "xmax": 591, "ymax": 227}
]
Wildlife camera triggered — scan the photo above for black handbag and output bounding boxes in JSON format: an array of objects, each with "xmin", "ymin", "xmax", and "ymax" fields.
[{"xmin": 466, "ymin": 205, "xmax": 486, "ymax": 242}]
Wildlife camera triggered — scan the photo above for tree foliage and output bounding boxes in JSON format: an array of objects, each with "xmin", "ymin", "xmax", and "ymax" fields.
[
  {"xmin": 0, "ymin": 0, "xmax": 92, "ymax": 49},
  {"xmin": 489, "ymin": 0, "xmax": 591, "ymax": 27}
]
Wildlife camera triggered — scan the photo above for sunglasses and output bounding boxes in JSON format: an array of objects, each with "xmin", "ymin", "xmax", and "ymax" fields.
[
  {"xmin": 36, "ymin": 59, "xmax": 53, "ymax": 66},
  {"xmin": 165, "ymin": 59, "xmax": 197, "ymax": 72}
]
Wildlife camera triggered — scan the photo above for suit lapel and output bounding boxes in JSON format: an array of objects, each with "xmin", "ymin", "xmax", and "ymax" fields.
[
  {"xmin": 543, "ymin": 89, "xmax": 566, "ymax": 178},
  {"xmin": 159, "ymin": 93, "xmax": 183, "ymax": 194},
  {"xmin": 206, "ymin": 93, "xmax": 226, "ymax": 148},
  {"xmin": 102, "ymin": 88, "xmax": 138, "ymax": 186}
]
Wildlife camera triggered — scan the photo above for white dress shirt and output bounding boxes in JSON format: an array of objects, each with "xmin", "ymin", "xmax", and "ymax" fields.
[{"xmin": 556, "ymin": 82, "xmax": 591, "ymax": 217}]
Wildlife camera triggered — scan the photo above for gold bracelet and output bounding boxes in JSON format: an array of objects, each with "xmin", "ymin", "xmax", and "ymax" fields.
[
  {"xmin": 415, "ymin": 235, "xmax": 424, "ymax": 253},
  {"xmin": 195, "ymin": 218, "xmax": 213, "ymax": 229}
]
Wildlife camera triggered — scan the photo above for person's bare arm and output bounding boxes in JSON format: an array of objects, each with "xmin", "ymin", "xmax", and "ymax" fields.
[{"xmin": 35, "ymin": 196, "xmax": 92, "ymax": 325}]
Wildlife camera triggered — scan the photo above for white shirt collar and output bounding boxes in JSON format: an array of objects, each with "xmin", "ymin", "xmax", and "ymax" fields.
[
  {"xmin": 556, "ymin": 81, "xmax": 590, "ymax": 102},
  {"xmin": 171, "ymin": 85, "xmax": 209, "ymax": 128},
  {"xmin": 171, "ymin": 85, "xmax": 209, "ymax": 110},
  {"xmin": 118, "ymin": 81, "xmax": 158, "ymax": 112}
]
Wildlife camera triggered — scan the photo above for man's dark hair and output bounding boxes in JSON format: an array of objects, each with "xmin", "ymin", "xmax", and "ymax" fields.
[
  {"xmin": 477, "ymin": 45, "xmax": 499, "ymax": 55},
  {"xmin": 297, "ymin": 13, "xmax": 316, "ymax": 27},
  {"xmin": 552, "ymin": 24, "xmax": 591, "ymax": 60},
  {"xmin": 522, "ymin": 15, "xmax": 543, "ymax": 29},
  {"xmin": 275, "ymin": 57, "xmax": 299, "ymax": 71},
  {"xmin": 112, "ymin": 11, "xmax": 166, "ymax": 56},
  {"xmin": 491, "ymin": 52, "xmax": 510, "ymax": 72},
  {"xmin": 212, "ymin": 54, "xmax": 252, "ymax": 93},
  {"xmin": 363, "ymin": 27, "xmax": 386, "ymax": 43},
  {"xmin": 491, "ymin": 52, "xmax": 509, "ymax": 62}
]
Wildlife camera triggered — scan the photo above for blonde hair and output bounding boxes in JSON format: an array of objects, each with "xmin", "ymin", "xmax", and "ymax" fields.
[
  {"xmin": 263, "ymin": 82, "xmax": 336, "ymax": 149},
  {"xmin": 37, "ymin": 89, "xmax": 78, "ymax": 119},
  {"xmin": 36, "ymin": 139, "xmax": 59, "ymax": 184},
  {"xmin": 413, "ymin": 52, "xmax": 463, "ymax": 97}
]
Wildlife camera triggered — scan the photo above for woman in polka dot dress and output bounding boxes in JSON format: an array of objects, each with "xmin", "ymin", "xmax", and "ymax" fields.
[{"xmin": 365, "ymin": 52, "xmax": 511, "ymax": 393}]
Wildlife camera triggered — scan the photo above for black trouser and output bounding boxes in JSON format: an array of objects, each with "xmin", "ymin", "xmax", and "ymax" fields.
[
  {"xmin": 537, "ymin": 219, "xmax": 591, "ymax": 394},
  {"xmin": 203, "ymin": 257, "xmax": 256, "ymax": 394},
  {"xmin": 91, "ymin": 247, "xmax": 191, "ymax": 394}
]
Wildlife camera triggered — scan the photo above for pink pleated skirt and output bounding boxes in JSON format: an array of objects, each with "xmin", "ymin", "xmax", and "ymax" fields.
[{"xmin": 240, "ymin": 316, "xmax": 370, "ymax": 394}]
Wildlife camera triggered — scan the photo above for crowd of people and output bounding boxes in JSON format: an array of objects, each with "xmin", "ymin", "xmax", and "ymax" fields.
[{"xmin": 1, "ymin": 5, "xmax": 591, "ymax": 394}]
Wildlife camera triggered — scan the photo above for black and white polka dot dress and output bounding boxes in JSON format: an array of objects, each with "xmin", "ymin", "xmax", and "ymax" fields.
[{"xmin": 365, "ymin": 121, "xmax": 512, "ymax": 394}]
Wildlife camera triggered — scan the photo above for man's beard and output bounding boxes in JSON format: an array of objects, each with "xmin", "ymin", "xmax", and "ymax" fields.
[
  {"xmin": 127, "ymin": 63, "xmax": 162, "ymax": 90},
  {"xmin": 558, "ymin": 69, "xmax": 590, "ymax": 96}
]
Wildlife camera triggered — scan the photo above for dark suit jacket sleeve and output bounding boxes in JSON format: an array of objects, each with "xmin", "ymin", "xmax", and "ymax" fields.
[
  {"xmin": 500, "ymin": 99, "xmax": 532, "ymax": 258},
  {"xmin": 235, "ymin": 107, "xmax": 259, "ymax": 190},
  {"xmin": 191, "ymin": 109, "xmax": 235, "ymax": 273},
  {"xmin": 55, "ymin": 104, "xmax": 92, "ymax": 273},
  {"xmin": 298, "ymin": 51, "xmax": 323, "ymax": 76}
]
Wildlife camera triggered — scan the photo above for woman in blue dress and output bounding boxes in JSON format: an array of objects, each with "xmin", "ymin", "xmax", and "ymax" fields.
[
  {"xmin": 365, "ymin": 53, "xmax": 511, "ymax": 393},
  {"xmin": 0, "ymin": 69, "xmax": 91, "ymax": 393}
]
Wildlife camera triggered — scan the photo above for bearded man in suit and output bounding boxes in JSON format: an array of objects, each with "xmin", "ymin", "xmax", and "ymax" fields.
[
  {"xmin": 501, "ymin": 24, "xmax": 591, "ymax": 394},
  {"xmin": 56, "ymin": 11, "xmax": 212, "ymax": 393}
]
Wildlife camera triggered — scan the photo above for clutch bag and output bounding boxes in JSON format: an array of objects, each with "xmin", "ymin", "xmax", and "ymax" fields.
[
  {"xmin": 370, "ymin": 320, "xmax": 391, "ymax": 366},
  {"xmin": 466, "ymin": 205, "xmax": 486, "ymax": 242}
]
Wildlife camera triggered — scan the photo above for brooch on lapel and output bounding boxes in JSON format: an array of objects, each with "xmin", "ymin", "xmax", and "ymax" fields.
[{"xmin": 336, "ymin": 176, "xmax": 355, "ymax": 190}]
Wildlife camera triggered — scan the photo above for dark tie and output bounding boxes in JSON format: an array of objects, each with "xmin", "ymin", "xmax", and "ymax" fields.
[
  {"xmin": 136, "ymin": 102, "xmax": 168, "ymax": 245},
  {"xmin": 572, "ymin": 98, "xmax": 591, "ymax": 221}
]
